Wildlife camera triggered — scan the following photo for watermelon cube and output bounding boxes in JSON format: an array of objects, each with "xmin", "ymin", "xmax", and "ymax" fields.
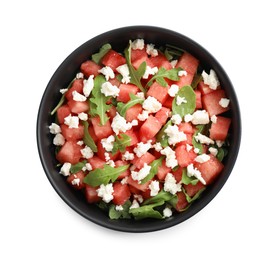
[{"xmin": 209, "ymin": 116, "xmax": 231, "ymax": 141}]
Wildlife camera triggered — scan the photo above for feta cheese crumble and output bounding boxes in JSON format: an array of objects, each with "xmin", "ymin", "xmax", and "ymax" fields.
[
  {"xmin": 78, "ymin": 112, "xmax": 88, "ymax": 121},
  {"xmin": 133, "ymin": 141, "xmax": 152, "ymax": 157},
  {"xmin": 178, "ymin": 70, "xmax": 187, "ymax": 77},
  {"xmin": 64, "ymin": 114, "xmax": 79, "ymax": 129},
  {"xmin": 98, "ymin": 66, "xmax": 115, "ymax": 81},
  {"xmin": 187, "ymin": 164, "xmax": 206, "ymax": 185},
  {"xmin": 211, "ymin": 115, "xmax": 217, "ymax": 123},
  {"xmin": 72, "ymin": 90, "xmax": 87, "ymax": 102},
  {"xmin": 170, "ymin": 60, "xmax": 178, "ymax": 68},
  {"xmin": 149, "ymin": 180, "xmax": 160, "ymax": 196},
  {"xmin": 202, "ymin": 69, "xmax": 220, "ymax": 90},
  {"xmin": 194, "ymin": 133, "xmax": 215, "ymax": 145},
  {"xmin": 143, "ymin": 66, "xmax": 158, "ymax": 79},
  {"xmin": 146, "ymin": 43, "xmax": 158, "ymax": 57},
  {"xmin": 164, "ymin": 173, "xmax": 182, "ymax": 195},
  {"xmin": 219, "ymin": 98, "xmax": 230, "ymax": 108},
  {"xmin": 184, "ymin": 114, "xmax": 193, "ymax": 122},
  {"xmin": 71, "ymin": 177, "xmax": 80, "ymax": 186},
  {"xmin": 171, "ymin": 114, "xmax": 182, "ymax": 125},
  {"xmin": 122, "ymin": 151, "xmax": 135, "ymax": 161},
  {"xmin": 60, "ymin": 162, "xmax": 71, "ymax": 176},
  {"xmin": 83, "ymin": 75, "xmax": 94, "ymax": 97},
  {"xmin": 59, "ymin": 88, "xmax": 68, "ymax": 94},
  {"xmin": 130, "ymin": 199, "xmax": 140, "ymax": 209},
  {"xmin": 160, "ymin": 147, "xmax": 178, "ymax": 169},
  {"xmin": 136, "ymin": 92, "xmax": 145, "ymax": 100},
  {"xmin": 116, "ymin": 64, "xmax": 130, "ymax": 84},
  {"xmin": 101, "ymin": 135, "xmax": 115, "ymax": 152},
  {"xmin": 97, "ymin": 183, "xmax": 114, "ymax": 203},
  {"xmin": 152, "ymin": 142, "xmax": 163, "ymax": 152},
  {"xmin": 131, "ymin": 39, "xmax": 144, "ymax": 50},
  {"xmin": 131, "ymin": 163, "xmax": 151, "ymax": 182},
  {"xmin": 163, "ymin": 207, "xmax": 173, "ymax": 218},
  {"xmin": 176, "ymin": 95, "xmax": 187, "ymax": 105},
  {"xmin": 137, "ymin": 110, "xmax": 149, "ymax": 121},
  {"xmin": 142, "ymin": 96, "xmax": 162, "ymax": 113},
  {"xmin": 115, "ymin": 205, "xmax": 124, "ymax": 211},
  {"xmin": 164, "ymin": 125, "xmax": 187, "ymax": 145},
  {"xmin": 194, "ymin": 153, "xmax": 210, "ymax": 163},
  {"xmin": 81, "ymin": 145, "xmax": 94, "ymax": 159},
  {"xmin": 49, "ymin": 123, "xmax": 61, "ymax": 134},
  {"xmin": 85, "ymin": 163, "xmax": 92, "ymax": 171},
  {"xmin": 168, "ymin": 84, "xmax": 179, "ymax": 97},
  {"xmin": 53, "ymin": 133, "xmax": 65, "ymax": 146},
  {"xmin": 111, "ymin": 113, "xmax": 133, "ymax": 135},
  {"xmin": 101, "ymin": 82, "xmax": 120, "ymax": 98},
  {"xmin": 191, "ymin": 110, "xmax": 210, "ymax": 125},
  {"xmin": 208, "ymin": 147, "xmax": 218, "ymax": 156},
  {"xmin": 76, "ymin": 72, "xmax": 84, "ymax": 79}
]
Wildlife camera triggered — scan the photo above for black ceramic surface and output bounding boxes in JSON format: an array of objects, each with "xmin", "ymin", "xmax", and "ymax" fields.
[{"xmin": 37, "ymin": 26, "xmax": 241, "ymax": 232}]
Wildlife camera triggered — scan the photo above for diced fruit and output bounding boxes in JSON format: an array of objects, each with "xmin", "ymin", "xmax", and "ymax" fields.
[
  {"xmin": 56, "ymin": 141, "xmax": 82, "ymax": 164},
  {"xmin": 155, "ymin": 107, "xmax": 170, "ymax": 125},
  {"xmin": 80, "ymin": 60, "xmax": 101, "ymax": 78},
  {"xmin": 195, "ymin": 90, "xmax": 202, "ymax": 109},
  {"xmin": 109, "ymin": 77, "xmax": 121, "ymax": 87},
  {"xmin": 150, "ymin": 53, "xmax": 172, "ymax": 70},
  {"xmin": 172, "ymin": 167, "xmax": 183, "ymax": 182},
  {"xmin": 202, "ymin": 89, "xmax": 230, "ymax": 116},
  {"xmin": 131, "ymin": 48, "xmax": 148, "ymax": 62},
  {"xmin": 175, "ymin": 145, "xmax": 197, "ymax": 167},
  {"xmin": 147, "ymin": 82, "xmax": 169, "ymax": 104},
  {"xmin": 101, "ymin": 50, "xmax": 126, "ymax": 71},
  {"xmin": 67, "ymin": 171, "xmax": 85, "ymax": 190},
  {"xmin": 57, "ymin": 104, "xmax": 71, "ymax": 124},
  {"xmin": 194, "ymin": 155, "xmax": 224, "ymax": 185},
  {"xmin": 112, "ymin": 182, "xmax": 131, "ymax": 205},
  {"xmin": 209, "ymin": 116, "xmax": 231, "ymax": 141},
  {"xmin": 107, "ymin": 105, "xmax": 117, "ymax": 120},
  {"xmin": 85, "ymin": 184, "xmax": 101, "ymax": 203},
  {"xmin": 139, "ymin": 116, "xmax": 162, "ymax": 142},
  {"xmin": 176, "ymin": 52, "xmax": 199, "ymax": 75},
  {"xmin": 91, "ymin": 116, "xmax": 113, "ymax": 140},
  {"xmin": 124, "ymin": 129, "xmax": 139, "ymax": 146},
  {"xmin": 127, "ymin": 176, "xmax": 151, "ymax": 192},
  {"xmin": 117, "ymin": 84, "xmax": 139, "ymax": 103},
  {"xmin": 67, "ymin": 100, "xmax": 89, "ymax": 114},
  {"xmin": 65, "ymin": 79, "xmax": 84, "ymax": 100},
  {"xmin": 61, "ymin": 124, "xmax": 84, "ymax": 141},
  {"xmin": 132, "ymin": 152, "xmax": 156, "ymax": 169},
  {"xmin": 178, "ymin": 122, "xmax": 194, "ymax": 134},
  {"xmin": 125, "ymin": 104, "xmax": 142, "ymax": 122},
  {"xmin": 87, "ymin": 156, "xmax": 105, "ymax": 170},
  {"xmin": 184, "ymin": 181, "xmax": 205, "ymax": 197},
  {"xmin": 198, "ymin": 81, "xmax": 215, "ymax": 95},
  {"xmin": 115, "ymin": 160, "xmax": 130, "ymax": 179},
  {"xmin": 176, "ymin": 74, "xmax": 194, "ymax": 87},
  {"xmin": 175, "ymin": 192, "xmax": 189, "ymax": 212},
  {"xmin": 163, "ymin": 97, "xmax": 174, "ymax": 109},
  {"xmin": 97, "ymin": 141, "xmax": 119, "ymax": 161},
  {"xmin": 157, "ymin": 160, "xmax": 171, "ymax": 181}
]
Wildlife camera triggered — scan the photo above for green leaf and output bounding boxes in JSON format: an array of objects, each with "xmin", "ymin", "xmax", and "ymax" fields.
[
  {"xmin": 216, "ymin": 147, "xmax": 228, "ymax": 161},
  {"xmin": 124, "ymin": 42, "xmax": 146, "ymax": 93},
  {"xmin": 83, "ymin": 164, "xmax": 130, "ymax": 187},
  {"xmin": 143, "ymin": 190, "xmax": 175, "ymax": 206},
  {"xmin": 70, "ymin": 160, "xmax": 87, "ymax": 174},
  {"xmin": 51, "ymin": 78, "xmax": 75, "ymax": 115},
  {"xmin": 129, "ymin": 200, "xmax": 164, "ymax": 220},
  {"xmin": 82, "ymin": 121, "xmax": 98, "ymax": 152},
  {"xmin": 192, "ymin": 125, "xmax": 205, "ymax": 154},
  {"xmin": 109, "ymin": 200, "xmax": 132, "ymax": 219},
  {"xmin": 91, "ymin": 43, "xmax": 112, "ymax": 64},
  {"xmin": 146, "ymin": 67, "xmax": 182, "ymax": 87},
  {"xmin": 111, "ymin": 133, "xmax": 131, "ymax": 155},
  {"xmin": 156, "ymin": 120, "xmax": 172, "ymax": 147},
  {"xmin": 191, "ymin": 73, "xmax": 203, "ymax": 89},
  {"xmin": 181, "ymin": 168, "xmax": 199, "ymax": 185},
  {"xmin": 89, "ymin": 75, "xmax": 111, "ymax": 125},
  {"xmin": 172, "ymin": 85, "xmax": 196, "ymax": 117},
  {"xmin": 117, "ymin": 93, "xmax": 144, "ymax": 117},
  {"xmin": 140, "ymin": 156, "xmax": 165, "ymax": 184},
  {"xmin": 182, "ymin": 187, "xmax": 206, "ymax": 203}
]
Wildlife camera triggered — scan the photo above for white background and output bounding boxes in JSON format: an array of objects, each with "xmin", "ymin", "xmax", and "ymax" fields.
[{"xmin": 1, "ymin": 0, "xmax": 276, "ymax": 259}]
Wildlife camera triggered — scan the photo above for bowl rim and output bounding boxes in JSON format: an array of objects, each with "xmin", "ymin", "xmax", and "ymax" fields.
[{"xmin": 37, "ymin": 25, "xmax": 241, "ymax": 232}]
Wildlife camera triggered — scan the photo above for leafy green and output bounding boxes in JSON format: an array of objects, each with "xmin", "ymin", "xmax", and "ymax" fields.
[
  {"xmin": 156, "ymin": 120, "xmax": 172, "ymax": 147},
  {"xmin": 172, "ymin": 85, "xmax": 196, "ymax": 117},
  {"xmin": 117, "ymin": 93, "xmax": 144, "ymax": 117},
  {"xmin": 91, "ymin": 43, "xmax": 112, "ymax": 64},
  {"xmin": 51, "ymin": 78, "xmax": 75, "ymax": 115},
  {"xmin": 191, "ymin": 74, "xmax": 203, "ymax": 89},
  {"xmin": 143, "ymin": 190, "xmax": 175, "ymax": 206},
  {"xmin": 83, "ymin": 164, "xmax": 130, "ymax": 187},
  {"xmin": 161, "ymin": 44, "xmax": 184, "ymax": 61},
  {"xmin": 89, "ymin": 75, "xmax": 111, "ymax": 125},
  {"xmin": 124, "ymin": 41, "xmax": 146, "ymax": 93},
  {"xmin": 70, "ymin": 160, "xmax": 87, "ymax": 174},
  {"xmin": 192, "ymin": 124, "xmax": 205, "ymax": 154},
  {"xmin": 111, "ymin": 133, "xmax": 131, "ymax": 155},
  {"xmin": 82, "ymin": 121, "xmax": 98, "ymax": 152},
  {"xmin": 181, "ymin": 168, "xmax": 199, "ymax": 185},
  {"xmin": 109, "ymin": 200, "xmax": 132, "ymax": 219},
  {"xmin": 216, "ymin": 147, "xmax": 228, "ymax": 161},
  {"xmin": 182, "ymin": 187, "xmax": 206, "ymax": 203},
  {"xmin": 140, "ymin": 156, "xmax": 165, "ymax": 184},
  {"xmin": 129, "ymin": 200, "xmax": 164, "ymax": 220},
  {"xmin": 146, "ymin": 67, "xmax": 182, "ymax": 87}
]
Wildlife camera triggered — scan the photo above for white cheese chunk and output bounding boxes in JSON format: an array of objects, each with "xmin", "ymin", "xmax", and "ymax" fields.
[
  {"xmin": 115, "ymin": 205, "xmax": 124, "ymax": 211},
  {"xmin": 60, "ymin": 162, "xmax": 71, "ymax": 176},
  {"xmin": 187, "ymin": 164, "xmax": 206, "ymax": 185},
  {"xmin": 64, "ymin": 114, "xmax": 79, "ymax": 129},
  {"xmin": 131, "ymin": 39, "xmax": 144, "ymax": 50},
  {"xmin": 143, "ymin": 66, "xmax": 158, "ymax": 79},
  {"xmin": 164, "ymin": 125, "xmax": 187, "ymax": 145},
  {"xmin": 149, "ymin": 180, "xmax": 160, "ymax": 196},
  {"xmin": 72, "ymin": 90, "xmax": 87, "ymax": 101},
  {"xmin": 101, "ymin": 81, "xmax": 120, "ymax": 98},
  {"xmin": 49, "ymin": 123, "xmax": 61, "ymax": 134},
  {"xmin": 142, "ymin": 96, "xmax": 162, "ymax": 113},
  {"xmin": 168, "ymin": 84, "xmax": 179, "ymax": 97},
  {"xmin": 208, "ymin": 147, "xmax": 218, "ymax": 156},
  {"xmin": 59, "ymin": 88, "xmax": 68, "ymax": 94},
  {"xmin": 97, "ymin": 183, "xmax": 114, "ymax": 203},
  {"xmin": 122, "ymin": 151, "xmax": 135, "ymax": 161},
  {"xmin": 53, "ymin": 133, "xmax": 65, "ymax": 146},
  {"xmin": 146, "ymin": 43, "xmax": 158, "ymax": 57},
  {"xmin": 163, "ymin": 207, "xmax": 173, "ymax": 218},
  {"xmin": 176, "ymin": 95, "xmax": 187, "ymax": 105},
  {"xmin": 194, "ymin": 154, "xmax": 210, "ymax": 163},
  {"xmin": 130, "ymin": 199, "xmax": 140, "ymax": 209},
  {"xmin": 83, "ymin": 75, "xmax": 94, "ymax": 97},
  {"xmin": 219, "ymin": 98, "xmax": 230, "ymax": 108},
  {"xmin": 160, "ymin": 147, "xmax": 178, "ymax": 169},
  {"xmin": 152, "ymin": 142, "xmax": 163, "ymax": 152},
  {"xmin": 171, "ymin": 114, "xmax": 182, "ymax": 125},
  {"xmin": 116, "ymin": 64, "xmax": 131, "ymax": 84},
  {"xmin": 80, "ymin": 145, "xmax": 94, "ymax": 159},
  {"xmin": 76, "ymin": 72, "xmax": 84, "ymax": 79},
  {"xmin": 211, "ymin": 115, "xmax": 217, "ymax": 123},
  {"xmin": 98, "ymin": 66, "xmax": 115, "ymax": 81},
  {"xmin": 164, "ymin": 173, "xmax": 182, "ymax": 195},
  {"xmin": 184, "ymin": 114, "xmax": 193, "ymax": 123},
  {"xmin": 194, "ymin": 133, "xmax": 215, "ymax": 145},
  {"xmin": 191, "ymin": 110, "xmax": 210, "ymax": 125},
  {"xmin": 137, "ymin": 110, "xmax": 149, "ymax": 121},
  {"xmin": 101, "ymin": 135, "xmax": 115, "ymax": 152},
  {"xmin": 202, "ymin": 69, "xmax": 220, "ymax": 90},
  {"xmin": 178, "ymin": 70, "xmax": 187, "ymax": 76},
  {"xmin": 111, "ymin": 113, "xmax": 133, "ymax": 135},
  {"xmin": 71, "ymin": 178, "xmax": 80, "ymax": 186},
  {"xmin": 131, "ymin": 163, "xmax": 151, "ymax": 182},
  {"xmin": 133, "ymin": 141, "xmax": 152, "ymax": 157},
  {"xmin": 78, "ymin": 112, "xmax": 88, "ymax": 121}
]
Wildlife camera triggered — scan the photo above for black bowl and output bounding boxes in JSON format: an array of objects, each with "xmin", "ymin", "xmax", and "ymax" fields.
[{"xmin": 37, "ymin": 26, "xmax": 241, "ymax": 232}]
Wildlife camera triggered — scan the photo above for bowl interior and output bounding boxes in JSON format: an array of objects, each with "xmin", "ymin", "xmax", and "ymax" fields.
[{"xmin": 37, "ymin": 26, "xmax": 241, "ymax": 232}]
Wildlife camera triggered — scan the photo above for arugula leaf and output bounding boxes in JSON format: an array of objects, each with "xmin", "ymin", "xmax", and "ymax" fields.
[
  {"xmin": 172, "ymin": 85, "xmax": 196, "ymax": 117},
  {"xmin": 140, "ymin": 156, "xmax": 165, "ymax": 184},
  {"xmin": 109, "ymin": 200, "xmax": 132, "ymax": 219},
  {"xmin": 70, "ymin": 160, "xmax": 87, "ymax": 174},
  {"xmin": 89, "ymin": 75, "xmax": 111, "ymax": 125},
  {"xmin": 124, "ymin": 41, "xmax": 146, "ymax": 93},
  {"xmin": 182, "ymin": 187, "xmax": 206, "ymax": 203},
  {"xmin": 181, "ymin": 168, "xmax": 199, "ymax": 185},
  {"xmin": 82, "ymin": 121, "xmax": 98, "ymax": 152},
  {"xmin": 117, "ymin": 93, "xmax": 144, "ymax": 117},
  {"xmin": 51, "ymin": 78, "xmax": 75, "ymax": 115},
  {"xmin": 83, "ymin": 164, "xmax": 130, "ymax": 187},
  {"xmin": 129, "ymin": 200, "xmax": 164, "ymax": 220},
  {"xmin": 111, "ymin": 133, "xmax": 131, "ymax": 155},
  {"xmin": 192, "ymin": 124, "xmax": 205, "ymax": 154},
  {"xmin": 191, "ymin": 73, "xmax": 203, "ymax": 89},
  {"xmin": 143, "ymin": 189, "xmax": 175, "ymax": 205},
  {"xmin": 216, "ymin": 147, "xmax": 228, "ymax": 161},
  {"xmin": 91, "ymin": 43, "xmax": 112, "ymax": 64},
  {"xmin": 146, "ymin": 67, "xmax": 181, "ymax": 87},
  {"xmin": 156, "ymin": 120, "xmax": 172, "ymax": 147}
]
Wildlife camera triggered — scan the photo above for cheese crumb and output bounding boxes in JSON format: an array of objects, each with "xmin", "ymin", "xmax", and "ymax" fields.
[
  {"xmin": 101, "ymin": 82, "xmax": 120, "ymax": 97},
  {"xmin": 72, "ymin": 90, "xmax": 87, "ymax": 101},
  {"xmin": 131, "ymin": 163, "xmax": 151, "ymax": 182},
  {"xmin": 171, "ymin": 114, "xmax": 182, "ymax": 125},
  {"xmin": 160, "ymin": 147, "xmax": 178, "ymax": 169},
  {"xmin": 194, "ymin": 133, "xmax": 215, "ymax": 145},
  {"xmin": 78, "ymin": 112, "xmax": 88, "ymax": 121},
  {"xmin": 164, "ymin": 125, "xmax": 187, "ymax": 145},
  {"xmin": 149, "ymin": 180, "xmax": 160, "ymax": 196},
  {"xmin": 184, "ymin": 114, "xmax": 193, "ymax": 123},
  {"xmin": 116, "ymin": 64, "xmax": 131, "ymax": 84},
  {"xmin": 163, "ymin": 207, "xmax": 173, "ymax": 218},
  {"xmin": 191, "ymin": 110, "xmax": 210, "ymax": 125},
  {"xmin": 202, "ymin": 69, "xmax": 220, "ymax": 90},
  {"xmin": 131, "ymin": 39, "xmax": 144, "ymax": 50},
  {"xmin": 60, "ymin": 162, "xmax": 71, "ymax": 176},
  {"xmin": 143, "ymin": 66, "xmax": 158, "ymax": 79},
  {"xmin": 152, "ymin": 142, "xmax": 163, "ymax": 152},
  {"xmin": 178, "ymin": 70, "xmax": 187, "ymax": 77},
  {"xmin": 80, "ymin": 145, "xmax": 94, "ymax": 159},
  {"xmin": 176, "ymin": 95, "xmax": 187, "ymax": 105},
  {"xmin": 209, "ymin": 147, "xmax": 218, "ymax": 156},
  {"xmin": 187, "ymin": 164, "xmax": 206, "ymax": 185},
  {"xmin": 53, "ymin": 133, "xmax": 65, "ymax": 146},
  {"xmin": 142, "ymin": 96, "xmax": 162, "ymax": 113},
  {"xmin": 170, "ymin": 60, "xmax": 178, "ymax": 68},
  {"xmin": 168, "ymin": 84, "xmax": 179, "ymax": 97},
  {"xmin": 136, "ymin": 92, "xmax": 145, "ymax": 100},
  {"xmin": 130, "ymin": 199, "xmax": 140, "ymax": 209},
  {"xmin": 219, "ymin": 98, "xmax": 230, "ymax": 108},
  {"xmin": 64, "ymin": 114, "xmax": 79, "ymax": 129},
  {"xmin": 122, "ymin": 151, "xmax": 135, "ymax": 161},
  {"xmin": 164, "ymin": 173, "xmax": 182, "ymax": 195},
  {"xmin": 133, "ymin": 141, "xmax": 152, "ymax": 157},
  {"xmin": 211, "ymin": 115, "xmax": 217, "ymax": 123},
  {"xmin": 97, "ymin": 183, "xmax": 114, "ymax": 203},
  {"xmin": 137, "ymin": 110, "xmax": 149, "ymax": 121},
  {"xmin": 49, "ymin": 123, "xmax": 61, "ymax": 134},
  {"xmin": 98, "ymin": 66, "xmax": 115, "ymax": 81},
  {"xmin": 60, "ymin": 88, "xmax": 68, "ymax": 94},
  {"xmin": 101, "ymin": 135, "xmax": 115, "ymax": 152},
  {"xmin": 76, "ymin": 72, "xmax": 84, "ymax": 79},
  {"xmin": 146, "ymin": 43, "xmax": 158, "ymax": 57},
  {"xmin": 195, "ymin": 154, "xmax": 210, "ymax": 163},
  {"xmin": 111, "ymin": 113, "xmax": 133, "ymax": 135},
  {"xmin": 83, "ymin": 75, "xmax": 94, "ymax": 97}
]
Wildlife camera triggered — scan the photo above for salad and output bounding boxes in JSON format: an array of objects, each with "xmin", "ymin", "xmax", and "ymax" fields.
[{"xmin": 49, "ymin": 39, "xmax": 231, "ymax": 220}]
